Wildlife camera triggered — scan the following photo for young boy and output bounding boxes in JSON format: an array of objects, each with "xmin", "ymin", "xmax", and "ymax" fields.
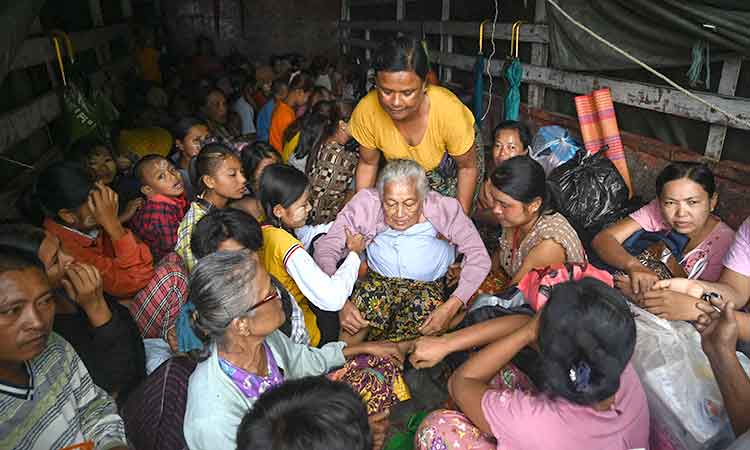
[{"xmin": 129, "ymin": 154, "xmax": 189, "ymax": 262}]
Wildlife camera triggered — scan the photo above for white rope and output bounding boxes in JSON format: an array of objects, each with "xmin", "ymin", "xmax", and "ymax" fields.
[
  {"xmin": 0, "ymin": 156, "xmax": 34, "ymax": 169},
  {"xmin": 546, "ymin": 0, "xmax": 750, "ymax": 130},
  {"xmin": 480, "ymin": 0, "xmax": 499, "ymax": 122}
]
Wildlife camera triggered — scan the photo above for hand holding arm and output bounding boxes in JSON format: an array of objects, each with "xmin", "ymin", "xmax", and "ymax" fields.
[
  {"xmin": 409, "ymin": 314, "xmax": 532, "ymax": 369},
  {"xmin": 448, "ymin": 315, "xmax": 539, "ymax": 433}
]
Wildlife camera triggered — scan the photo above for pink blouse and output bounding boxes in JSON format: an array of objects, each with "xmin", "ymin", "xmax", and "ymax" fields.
[{"xmin": 629, "ymin": 199, "xmax": 735, "ymax": 281}]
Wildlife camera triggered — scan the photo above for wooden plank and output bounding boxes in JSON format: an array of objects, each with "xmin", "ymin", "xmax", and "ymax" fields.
[
  {"xmin": 11, "ymin": 23, "xmax": 131, "ymax": 71},
  {"xmin": 340, "ymin": 0, "xmax": 351, "ymax": 54},
  {"xmin": 121, "ymin": 0, "xmax": 134, "ymax": 18},
  {"xmin": 440, "ymin": 0, "xmax": 452, "ymax": 83},
  {"xmin": 349, "ymin": 38, "xmax": 379, "ymax": 50},
  {"xmin": 421, "ymin": 49, "xmax": 750, "ymax": 130},
  {"xmin": 350, "ymin": 0, "xmax": 406, "ymax": 5},
  {"xmin": 342, "ymin": 21, "xmax": 550, "ymax": 43},
  {"xmin": 704, "ymin": 57, "xmax": 742, "ymax": 160},
  {"xmin": 528, "ymin": 0, "xmax": 548, "ymax": 109},
  {"xmin": 364, "ymin": 29, "xmax": 372, "ymax": 61},
  {"xmin": 0, "ymin": 91, "xmax": 60, "ymax": 155},
  {"xmin": 89, "ymin": 0, "xmax": 104, "ymax": 26}
]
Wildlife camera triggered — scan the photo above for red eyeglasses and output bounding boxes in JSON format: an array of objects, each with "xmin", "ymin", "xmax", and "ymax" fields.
[{"xmin": 245, "ymin": 289, "xmax": 280, "ymax": 314}]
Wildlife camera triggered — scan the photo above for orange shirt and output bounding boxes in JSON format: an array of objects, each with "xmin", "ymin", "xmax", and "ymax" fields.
[
  {"xmin": 135, "ymin": 47, "xmax": 162, "ymax": 84},
  {"xmin": 269, "ymin": 101, "xmax": 296, "ymax": 152},
  {"xmin": 44, "ymin": 218, "xmax": 155, "ymax": 298}
]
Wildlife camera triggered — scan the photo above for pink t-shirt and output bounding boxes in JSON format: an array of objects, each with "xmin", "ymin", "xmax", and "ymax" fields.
[
  {"xmin": 629, "ymin": 199, "xmax": 735, "ymax": 281},
  {"xmin": 481, "ymin": 364, "xmax": 650, "ymax": 450},
  {"xmin": 723, "ymin": 217, "xmax": 750, "ymax": 277}
]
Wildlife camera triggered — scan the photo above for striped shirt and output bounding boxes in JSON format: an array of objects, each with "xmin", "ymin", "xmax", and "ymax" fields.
[{"xmin": 0, "ymin": 333, "xmax": 127, "ymax": 450}]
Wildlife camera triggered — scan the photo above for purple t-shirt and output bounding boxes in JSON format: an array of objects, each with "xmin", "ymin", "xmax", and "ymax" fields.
[
  {"xmin": 481, "ymin": 364, "xmax": 650, "ymax": 450},
  {"xmin": 723, "ymin": 217, "xmax": 750, "ymax": 277},
  {"xmin": 629, "ymin": 199, "xmax": 735, "ymax": 281}
]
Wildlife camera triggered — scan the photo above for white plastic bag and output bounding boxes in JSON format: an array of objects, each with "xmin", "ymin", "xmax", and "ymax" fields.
[{"xmin": 630, "ymin": 305, "xmax": 749, "ymax": 450}]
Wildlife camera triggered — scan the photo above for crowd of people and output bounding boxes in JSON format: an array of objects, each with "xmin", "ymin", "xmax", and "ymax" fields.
[{"xmin": 1, "ymin": 31, "xmax": 749, "ymax": 450}]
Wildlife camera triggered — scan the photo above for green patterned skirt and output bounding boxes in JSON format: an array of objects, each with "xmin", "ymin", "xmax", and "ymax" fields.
[{"xmin": 351, "ymin": 270, "xmax": 445, "ymax": 342}]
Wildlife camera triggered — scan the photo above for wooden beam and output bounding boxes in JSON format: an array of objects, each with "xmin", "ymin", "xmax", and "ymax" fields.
[
  {"xmin": 121, "ymin": 0, "xmax": 134, "ymax": 18},
  {"xmin": 348, "ymin": 38, "xmax": 379, "ymax": 50},
  {"xmin": 350, "ymin": 0, "xmax": 410, "ymax": 5},
  {"xmin": 528, "ymin": 0, "xmax": 548, "ymax": 109},
  {"xmin": 88, "ymin": 0, "xmax": 108, "ymax": 65},
  {"xmin": 0, "ymin": 91, "xmax": 60, "ymax": 155},
  {"xmin": 704, "ymin": 57, "xmax": 742, "ymax": 160},
  {"xmin": 440, "ymin": 0, "xmax": 452, "ymax": 83},
  {"xmin": 89, "ymin": 0, "xmax": 104, "ymax": 26},
  {"xmin": 340, "ymin": 0, "xmax": 351, "ymax": 54},
  {"xmin": 419, "ymin": 49, "xmax": 750, "ymax": 130},
  {"xmin": 342, "ymin": 21, "xmax": 550, "ymax": 43},
  {"xmin": 11, "ymin": 23, "xmax": 131, "ymax": 71},
  {"xmin": 364, "ymin": 29, "xmax": 372, "ymax": 61}
]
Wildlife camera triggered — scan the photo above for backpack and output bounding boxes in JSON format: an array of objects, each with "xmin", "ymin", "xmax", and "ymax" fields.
[{"xmin": 518, "ymin": 262, "xmax": 613, "ymax": 311}]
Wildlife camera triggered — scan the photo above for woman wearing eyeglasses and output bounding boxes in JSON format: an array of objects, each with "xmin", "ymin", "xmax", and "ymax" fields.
[{"xmin": 183, "ymin": 250, "xmax": 407, "ymax": 450}]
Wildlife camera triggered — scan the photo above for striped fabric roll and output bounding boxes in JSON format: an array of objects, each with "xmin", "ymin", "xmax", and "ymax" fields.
[{"xmin": 575, "ymin": 88, "xmax": 633, "ymax": 197}]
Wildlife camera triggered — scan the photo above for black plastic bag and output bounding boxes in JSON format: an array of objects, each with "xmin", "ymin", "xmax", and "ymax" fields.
[{"xmin": 549, "ymin": 150, "xmax": 631, "ymax": 236}]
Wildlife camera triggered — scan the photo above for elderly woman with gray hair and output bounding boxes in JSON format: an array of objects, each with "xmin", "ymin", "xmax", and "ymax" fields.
[
  {"xmin": 314, "ymin": 159, "xmax": 491, "ymax": 343},
  {"xmin": 183, "ymin": 250, "xmax": 407, "ymax": 450}
]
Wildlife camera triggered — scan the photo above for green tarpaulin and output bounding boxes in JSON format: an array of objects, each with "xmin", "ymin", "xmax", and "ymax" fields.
[{"xmin": 547, "ymin": 0, "xmax": 750, "ymax": 71}]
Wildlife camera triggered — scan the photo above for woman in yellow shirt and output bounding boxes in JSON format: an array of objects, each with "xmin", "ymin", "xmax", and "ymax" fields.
[{"xmin": 349, "ymin": 37, "xmax": 482, "ymax": 214}]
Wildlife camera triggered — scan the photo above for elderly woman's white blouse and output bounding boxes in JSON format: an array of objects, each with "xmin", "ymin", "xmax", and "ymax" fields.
[{"xmin": 367, "ymin": 221, "xmax": 456, "ymax": 282}]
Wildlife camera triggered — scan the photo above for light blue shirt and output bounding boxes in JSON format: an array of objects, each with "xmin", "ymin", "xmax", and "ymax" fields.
[
  {"xmin": 367, "ymin": 221, "xmax": 456, "ymax": 282},
  {"xmin": 256, "ymin": 99, "xmax": 276, "ymax": 142}
]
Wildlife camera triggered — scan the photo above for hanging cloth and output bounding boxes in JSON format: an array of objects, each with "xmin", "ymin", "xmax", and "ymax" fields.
[
  {"xmin": 503, "ymin": 21, "xmax": 524, "ymax": 121},
  {"xmin": 471, "ymin": 20, "xmax": 488, "ymax": 124}
]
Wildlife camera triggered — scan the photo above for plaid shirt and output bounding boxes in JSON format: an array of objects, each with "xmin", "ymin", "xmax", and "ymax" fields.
[
  {"xmin": 175, "ymin": 199, "xmax": 211, "ymax": 273},
  {"xmin": 129, "ymin": 195, "xmax": 188, "ymax": 263}
]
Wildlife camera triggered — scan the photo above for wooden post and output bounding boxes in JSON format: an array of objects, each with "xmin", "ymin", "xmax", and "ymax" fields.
[
  {"xmin": 396, "ymin": 0, "xmax": 404, "ymax": 22},
  {"xmin": 88, "ymin": 0, "xmax": 109, "ymax": 66},
  {"xmin": 704, "ymin": 57, "xmax": 742, "ymax": 161},
  {"xmin": 528, "ymin": 0, "xmax": 548, "ymax": 110},
  {"xmin": 440, "ymin": 0, "xmax": 452, "ymax": 83},
  {"xmin": 341, "ymin": 0, "xmax": 351, "ymax": 55},
  {"xmin": 121, "ymin": 0, "xmax": 133, "ymax": 19},
  {"xmin": 364, "ymin": 29, "xmax": 372, "ymax": 61}
]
